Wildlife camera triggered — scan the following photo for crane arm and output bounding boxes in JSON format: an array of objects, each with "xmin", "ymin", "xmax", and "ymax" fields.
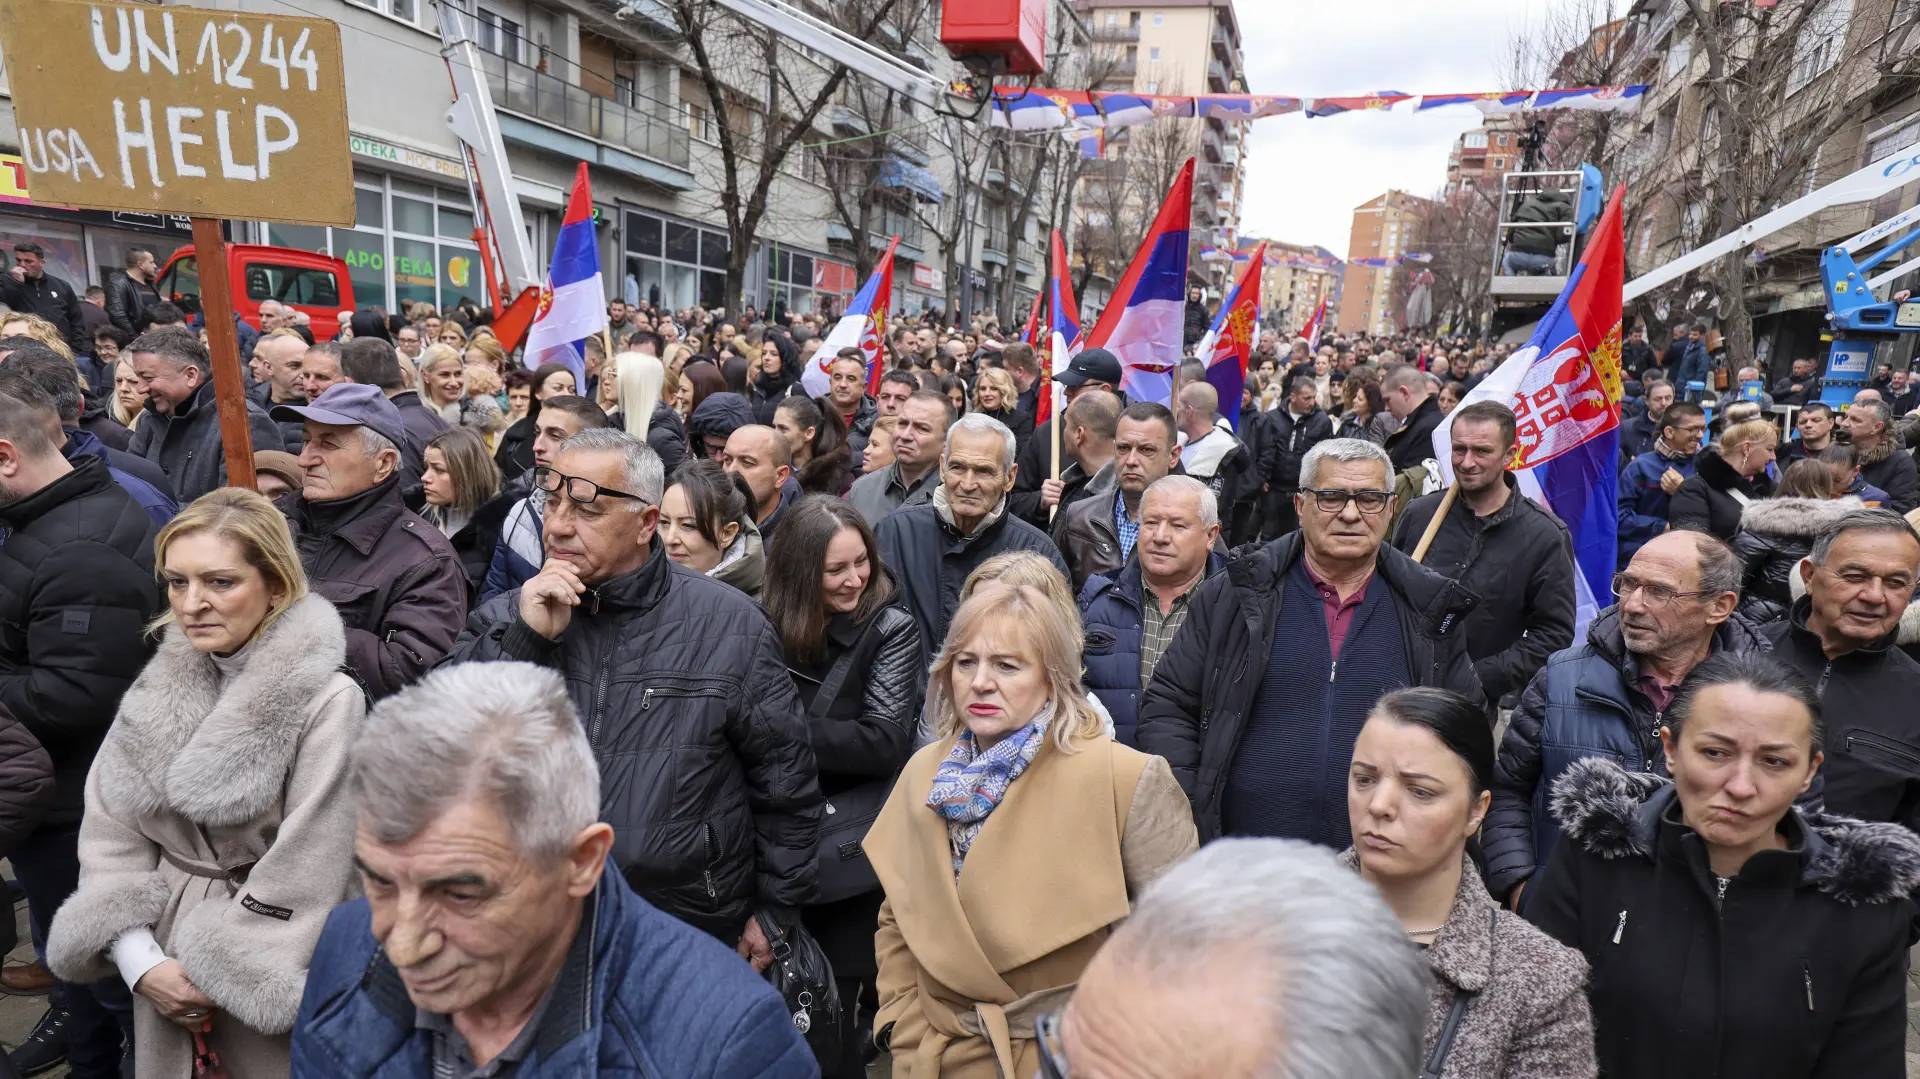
[
  {"xmin": 439, "ymin": 4, "xmax": 540, "ymax": 297},
  {"xmin": 1624, "ymin": 145, "xmax": 1920, "ymax": 301}
]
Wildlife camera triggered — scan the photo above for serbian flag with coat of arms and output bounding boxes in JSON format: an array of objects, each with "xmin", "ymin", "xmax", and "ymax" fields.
[
  {"xmin": 1432, "ymin": 185, "xmax": 1627, "ymax": 634},
  {"xmin": 804, "ymin": 237, "xmax": 900, "ymax": 398},
  {"xmin": 1038, "ymin": 229, "xmax": 1082, "ymax": 428},
  {"xmin": 1194, "ymin": 241, "xmax": 1264, "ymax": 430},
  {"xmin": 1083, "ymin": 159, "xmax": 1194, "ymax": 406},
  {"xmin": 523, "ymin": 163, "xmax": 608, "ymax": 391}
]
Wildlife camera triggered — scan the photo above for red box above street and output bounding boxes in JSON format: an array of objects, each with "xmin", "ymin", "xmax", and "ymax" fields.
[{"xmin": 940, "ymin": 0, "xmax": 1047, "ymax": 76}]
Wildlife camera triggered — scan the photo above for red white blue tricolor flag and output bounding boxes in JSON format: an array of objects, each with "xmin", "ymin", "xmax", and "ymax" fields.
[
  {"xmin": 1040, "ymin": 229, "xmax": 1082, "ymax": 428},
  {"xmin": 805, "ymin": 236, "xmax": 899, "ymax": 398},
  {"xmin": 1433, "ymin": 185, "xmax": 1628, "ymax": 633},
  {"xmin": 1302, "ymin": 296, "xmax": 1328, "ymax": 350},
  {"xmin": 524, "ymin": 163, "xmax": 608, "ymax": 390},
  {"xmin": 1084, "ymin": 159, "xmax": 1195, "ymax": 407},
  {"xmin": 1195, "ymin": 240, "xmax": 1265, "ymax": 430}
]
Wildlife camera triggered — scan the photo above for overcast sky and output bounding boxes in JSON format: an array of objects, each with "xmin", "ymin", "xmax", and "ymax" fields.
[{"xmin": 1237, "ymin": 0, "xmax": 1589, "ymax": 258}]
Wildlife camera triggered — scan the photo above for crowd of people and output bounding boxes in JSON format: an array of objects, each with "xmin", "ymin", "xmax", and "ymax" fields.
[{"xmin": 0, "ymin": 240, "xmax": 1913, "ymax": 1079}]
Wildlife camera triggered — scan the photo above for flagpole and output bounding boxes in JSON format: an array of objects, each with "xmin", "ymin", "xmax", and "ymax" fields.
[
  {"xmin": 1048, "ymin": 382, "xmax": 1063, "ymax": 521},
  {"xmin": 1410, "ymin": 484, "xmax": 1459, "ymax": 563}
]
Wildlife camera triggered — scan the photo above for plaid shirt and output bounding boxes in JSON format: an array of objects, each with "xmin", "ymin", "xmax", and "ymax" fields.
[
  {"xmin": 1140, "ymin": 577, "xmax": 1201, "ymax": 688},
  {"xmin": 1114, "ymin": 489, "xmax": 1141, "ymax": 563}
]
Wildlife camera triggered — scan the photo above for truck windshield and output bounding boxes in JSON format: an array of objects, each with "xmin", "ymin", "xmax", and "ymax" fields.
[{"xmin": 244, "ymin": 263, "xmax": 341, "ymax": 308}]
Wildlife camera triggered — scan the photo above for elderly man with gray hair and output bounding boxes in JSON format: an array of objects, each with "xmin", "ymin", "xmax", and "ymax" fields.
[
  {"xmin": 290, "ymin": 662, "xmax": 816, "ymax": 1078},
  {"xmin": 1763, "ymin": 507, "xmax": 1920, "ymax": 832},
  {"xmin": 442, "ymin": 427, "xmax": 823, "ymax": 965},
  {"xmin": 1080, "ymin": 475, "xmax": 1227, "ymax": 747},
  {"xmin": 1844, "ymin": 398, "xmax": 1920, "ymax": 513},
  {"xmin": 875, "ymin": 411, "xmax": 1068, "ymax": 653},
  {"xmin": 273, "ymin": 382, "xmax": 468, "ymax": 699},
  {"xmin": 1039, "ymin": 838, "xmax": 1430, "ymax": 1079},
  {"xmin": 1138, "ymin": 437, "xmax": 1483, "ymax": 847}
]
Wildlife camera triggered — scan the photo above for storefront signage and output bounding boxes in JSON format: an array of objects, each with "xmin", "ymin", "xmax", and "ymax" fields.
[
  {"xmin": 349, "ymin": 134, "xmax": 466, "ymax": 182},
  {"xmin": 0, "ymin": 0, "xmax": 353, "ymax": 225},
  {"xmin": 0, "ymin": 152, "xmax": 194, "ymax": 234},
  {"xmin": 911, "ymin": 263, "xmax": 945, "ymax": 292}
]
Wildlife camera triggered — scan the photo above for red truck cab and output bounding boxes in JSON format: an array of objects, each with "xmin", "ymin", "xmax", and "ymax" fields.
[{"xmin": 156, "ymin": 244, "xmax": 356, "ymax": 341}]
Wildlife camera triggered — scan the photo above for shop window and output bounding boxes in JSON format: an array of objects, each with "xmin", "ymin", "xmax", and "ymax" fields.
[
  {"xmin": 626, "ymin": 214, "xmax": 662, "ymax": 256},
  {"xmin": 438, "ymin": 207, "xmax": 476, "ymax": 241},
  {"xmin": 392, "ymin": 237, "xmax": 438, "ymax": 311},
  {"xmin": 664, "ymin": 222, "xmax": 699, "ymax": 264}
]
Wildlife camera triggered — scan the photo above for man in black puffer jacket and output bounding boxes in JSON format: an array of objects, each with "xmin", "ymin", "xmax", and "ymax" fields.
[
  {"xmin": 0, "ymin": 379, "xmax": 157, "ymax": 1074},
  {"xmin": 444, "ymin": 427, "xmax": 821, "ymax": 954}
]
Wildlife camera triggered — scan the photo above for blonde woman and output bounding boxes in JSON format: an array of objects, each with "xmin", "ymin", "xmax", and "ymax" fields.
[
  {"xmin": 868, "ymin": 583, "xmax": 1197, "ymax": 1078},
  {"xmin": 464, "ymin": 337, "xmax": 509, "ymax": 375},
  {"xmin": 435, "ymin": 321, "xmax": 468, "ymax": 350},
  {"xmin": 661, "ymin": 341, "xmax": 695, "ymax": 407},
  {"xmin": 47, "ymin": 489, "xmax": 364, "ymax": 1077},
  {"xmin": 112, "ymin": 358, "xmax": 144, "ymax": 429},
  {"xmin": 971, "ymin": 366, "xmax": 1019, "ymax": 428},
  {"xmin": 1669, "ymin": 417, "xmax": 1778, "ymax": 541},
  {"xmin": 0, "ymin": 312, "xmax": 74, "ymax": 359}
]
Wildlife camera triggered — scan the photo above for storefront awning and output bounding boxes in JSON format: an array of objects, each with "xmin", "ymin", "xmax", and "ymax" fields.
[{"xmin": 880, "ymin": 156, "xmax": 944, "ymax": 205}]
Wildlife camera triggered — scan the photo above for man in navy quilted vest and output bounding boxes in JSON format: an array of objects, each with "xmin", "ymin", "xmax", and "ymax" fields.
[{"xmin": 1136, "ymin": 437, "xmax": 1484, "ymax": 846}]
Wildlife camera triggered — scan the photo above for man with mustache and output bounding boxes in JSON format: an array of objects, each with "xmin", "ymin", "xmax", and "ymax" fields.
[
  {"xmin": 1484, "ymin": 529, "xmax": 1763, "ymax": 911},
  {"xmin": 1763, "ymin": 509, "xmax": 1920, "ymax": 832}
]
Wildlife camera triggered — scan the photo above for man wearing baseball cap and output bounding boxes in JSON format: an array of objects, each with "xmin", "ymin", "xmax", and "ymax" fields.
[
  {"xmin": 272, "ymin": 383, "xmax": 467, "ymax": 699},
  {"xmin": 1009, "ymin": 346, "xmax": 1124, "ymax": 527}
]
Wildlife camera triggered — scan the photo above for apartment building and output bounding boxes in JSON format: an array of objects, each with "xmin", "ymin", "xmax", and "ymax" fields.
[
  {"xmin": 1077, "ymin": 1, "xmax": 1248, "ymax": 288},
  {"xmin": 1604, "ymin": 0, "xmax": 1920, "ymax": 370},
  {"xmin": 1337, "ymin": 190, "xmax": 1431, "ymax": 336}
]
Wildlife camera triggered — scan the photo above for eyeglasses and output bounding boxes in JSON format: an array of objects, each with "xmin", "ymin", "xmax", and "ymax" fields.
[
  {"xmin": 1301, "ymin": 488, "xmax": 1392, "ymax": 515},
  {"xmin": 1035, "ymin": 1012, "xmax": 1069, "ymax": 1079},
  {"xmin": 532, "ymin": 466, "xmax": 646, "ymax": 507},
  {"xmin": 1610, "ymin": 572, "xmax": 1711, "ymax": 609}
]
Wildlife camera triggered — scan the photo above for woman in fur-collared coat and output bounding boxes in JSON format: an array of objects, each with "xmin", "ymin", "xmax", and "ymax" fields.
[{"xmin": 48, "ymin": 489, "xmax": 364, "ymax": 1078}]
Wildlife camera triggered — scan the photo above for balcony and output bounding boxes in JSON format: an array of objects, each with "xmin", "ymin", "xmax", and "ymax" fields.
[
  {"xmin": 480, "ymin": 50, "xmax": 692, "ymax": 188},
  {"xmin": 982, "ymin": 245, "xmax": 1009, "ymax": 268},
  {"xmin": 1207, "ymin": 59, "xmax": 1228, "ymax": 91},
  {"xmin": 1201, "ymin": 124, "xmax": 1223, "ymax": 163},
  {"xmin": 1093, "ymin": 24, "xmax": 1140, "ymax": 42},
  {"xmin": 1211, "ymin": 23, "xmax": 1234, "ymax": 59}
]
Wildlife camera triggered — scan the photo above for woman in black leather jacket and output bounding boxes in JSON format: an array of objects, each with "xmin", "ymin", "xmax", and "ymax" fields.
[
  {"xmin": 1731, "ymin": 459, "xmax": 1857, "ymax": 622},
  {"xmin": 762, "ymin": 495, "xmax": 925, "ymax": 1079}
]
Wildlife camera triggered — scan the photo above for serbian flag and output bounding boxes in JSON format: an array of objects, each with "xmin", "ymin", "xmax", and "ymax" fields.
[
  {"xmin": 1302, "ymin": 296, "xmax": 1328, "ymax": 350},
  {"xmin": 1020, "ymin": 291, "xmax": 1043, "ymax": 347},
  {"xmin": 1039, "ymin": 229, "xmax": 1081, "ymax": 428},
  {"xmin": 1432, "ymin": 186, "xmax": 1627, "ymax": 633},
  {"xmin": 1194, "ymin": 241, "xmax": 1264, "ymax": 430},
  {"xmin": 804, "ymin": 236, "xmax": 899, "ymax": 398},
  {"xmin": 1083, "ymin": 159, "xmax": 1194, "ymax": 406},
  {"xmin": 523, "ymin": 163, "xmax": 607, "ymax": 390}
]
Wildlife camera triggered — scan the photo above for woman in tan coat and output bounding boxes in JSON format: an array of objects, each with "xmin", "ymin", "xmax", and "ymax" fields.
[
  {"xmin": 867, "ymin": 582, "xmax": 1197, "ymax": 1078},
  {"xmin": 47, "ymin": 489, "xmax": 365, "ymax": 1078}
]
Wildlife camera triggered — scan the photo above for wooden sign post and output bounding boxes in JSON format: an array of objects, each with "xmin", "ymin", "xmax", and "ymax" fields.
[{"xmin": 0, "ymin": 0, "xmax": 354, "ymax": 492}]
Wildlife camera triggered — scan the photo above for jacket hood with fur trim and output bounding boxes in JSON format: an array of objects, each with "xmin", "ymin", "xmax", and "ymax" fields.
[
  {"xmin": 1737, "ymin": 495, "xmax": 1862, "ymax": 538},
  {"xmin": 1550, "ymin": 757, "xmax": 1920, "ymax": 906}
]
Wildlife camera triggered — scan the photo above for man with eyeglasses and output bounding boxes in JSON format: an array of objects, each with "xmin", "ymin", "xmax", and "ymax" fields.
[
  {"xmin": 1485, "ymin": 529, "xmax": 1765, "ymax": 911},
  {"xmin": 1762, "ymin": 509, "xmax": 1920, "ymax": 832},
  {"xmin": 481, "ymin": 396, "xmax": 611, "ymax": 603},
  {"xmin": 443, "ymin": 427, "xmax": 822, "ymax": 964},
  {"xmin": 1137, "ymin": 438, "xmax": 1483, "ymax": 848},
  {"xmin": 271, "ymin": 383, "xmax": 468, "ymax": 699}
]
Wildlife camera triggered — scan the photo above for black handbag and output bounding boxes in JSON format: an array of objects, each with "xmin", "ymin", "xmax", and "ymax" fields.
[
  {"xmin": 756, "ymin": 910, "xmax": 843, "ymax": 1068},
  {"xmin": 800, "ymin": 614, "xmax": 907, "ymax": 904}
]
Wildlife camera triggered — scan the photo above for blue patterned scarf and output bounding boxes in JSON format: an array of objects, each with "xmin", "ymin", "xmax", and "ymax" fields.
[{"xmin": 925, "ymin": 703, "xmax": 1053, "ymax": 877}]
